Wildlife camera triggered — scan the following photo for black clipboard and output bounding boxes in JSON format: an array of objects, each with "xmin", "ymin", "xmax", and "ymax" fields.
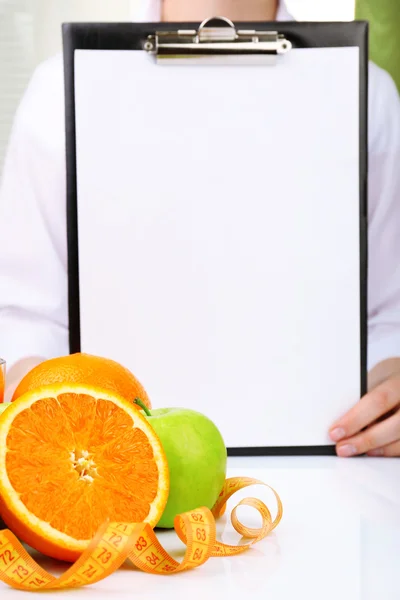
[{"xmin": 63, "ymin": 19, "xmax": 368, "ymax": 456}]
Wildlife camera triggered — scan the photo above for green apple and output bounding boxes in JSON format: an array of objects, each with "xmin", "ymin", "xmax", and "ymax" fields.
[{"xmin": 135, "ymin": 401, "xmax": 227, "ymax": 529}]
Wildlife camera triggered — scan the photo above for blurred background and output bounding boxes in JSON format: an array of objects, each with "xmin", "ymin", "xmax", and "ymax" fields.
[{"xmin": 0, "ymin": 0, "xmax": 399, "ymax": 177}]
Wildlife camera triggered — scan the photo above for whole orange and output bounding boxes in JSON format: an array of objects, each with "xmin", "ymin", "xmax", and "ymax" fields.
[{"xmin": 12, "ymin": 353, "xmax": 151, "ymax": 409}]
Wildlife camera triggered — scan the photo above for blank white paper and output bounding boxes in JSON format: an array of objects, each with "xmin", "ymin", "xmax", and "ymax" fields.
[{"xmin": 74, "ymin": 46, "xmax": 361, "ymax": 448}]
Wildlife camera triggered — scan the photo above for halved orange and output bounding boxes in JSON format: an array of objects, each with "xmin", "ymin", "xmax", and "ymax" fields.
[{"xmin": 0, "ymin": 383, "xmax": 169, "ymax": 562}]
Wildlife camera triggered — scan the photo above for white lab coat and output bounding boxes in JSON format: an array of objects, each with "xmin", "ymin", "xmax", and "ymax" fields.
[{"xmin": 1, "ymin": 1, "xmax": 400, "ymax": 375}]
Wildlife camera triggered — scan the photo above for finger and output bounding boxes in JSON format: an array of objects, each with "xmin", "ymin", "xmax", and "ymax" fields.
[
  {"xmin": 336, "ymin": 410, "xmax": 400, "ymax": 457},
  {"xmin": 367, "ymin": 440, "xmax": 400, "ymax": 457},
  {"xmin": 329, "ymin": 377, "xmax": 400, "ymax": 442}
]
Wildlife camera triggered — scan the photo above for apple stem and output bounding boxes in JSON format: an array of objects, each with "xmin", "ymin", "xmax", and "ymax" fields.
[{"xmin": 134, "ymin": 398, "xmax": 152, "ymax": 417}]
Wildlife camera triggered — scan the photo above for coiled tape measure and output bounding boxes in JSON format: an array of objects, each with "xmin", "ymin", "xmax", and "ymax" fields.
[{"xmin": 0, "ymin": 477, "xmax": 282, "ymax": 591}]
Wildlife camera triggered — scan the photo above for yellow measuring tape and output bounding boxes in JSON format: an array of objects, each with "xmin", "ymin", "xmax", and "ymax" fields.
[{"xmin": 0, "ymin": 477, "xmax": 282, "ymax": 591}]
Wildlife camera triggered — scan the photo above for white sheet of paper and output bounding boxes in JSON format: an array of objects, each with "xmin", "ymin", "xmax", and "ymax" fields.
[{"xmin": 74, "ymin": 46, "xmax": 361, "ymax": 448}]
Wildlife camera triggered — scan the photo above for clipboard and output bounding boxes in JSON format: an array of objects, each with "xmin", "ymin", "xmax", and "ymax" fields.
[{"xmin": 63, "ymin": 18, "xmax": 368, "ymax": 456}]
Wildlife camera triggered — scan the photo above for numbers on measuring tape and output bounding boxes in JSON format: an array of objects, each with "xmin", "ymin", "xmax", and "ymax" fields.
[
  {"xmin": 135, "ymin": 536, "xmax": 147, "ymax": 552},
  {"xmin": 96, "ymin": 547, "xmax": 113, "ymax": 564},
  {"xmin": 81, "ymin": 564, "xmax": 98, "ymax": 579},
  {"xmin": 162, "ymin": 564, "xmax": 175, "ymax": 572},
  {"xmin": 191, "ymin": 512, "xmax": 204, "ymax": 522},
  {"xmin": 0, "ymin": 549, "xmax": 15, "ymax": 566},
  {"xmin": 196, "ymin": 528, "xmax": 206, "ymax": 541},
  {"xmin": 26, "ymin": 577, "xmax": 47, "ymax": 587},
  {"xmin": 12, "ymin": 565, "xmax": 29, "ymax": 579},
  {"xmin": 108, "ymin": 533, "xmax": 122, "ymax": 548},
  {"xmin": 193, "ymin": 548, "xmax": 203, "ymax": 560},
  {"xmin": 146, "ymin": 552, "xmax": 160, "ymax": 566}
]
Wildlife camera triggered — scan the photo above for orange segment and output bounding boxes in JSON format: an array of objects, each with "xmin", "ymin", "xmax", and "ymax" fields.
[{"xmin": 0, "ymin": 384, "xmax": 169, "ymax": 563}]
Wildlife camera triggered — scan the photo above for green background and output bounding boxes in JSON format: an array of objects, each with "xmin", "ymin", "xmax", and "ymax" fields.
[{"xmin": 356, "ymin": 0, "xmax": 400, "ymax": 92}]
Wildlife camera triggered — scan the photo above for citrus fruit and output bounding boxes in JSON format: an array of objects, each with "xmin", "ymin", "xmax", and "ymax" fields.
[
  {"xmin": 12, "ymin": 353, "xmax": 151, "ymax": 409},
  {"xmin": 0, "ymin": 383, "xmax": 169, "ymax": 562}
]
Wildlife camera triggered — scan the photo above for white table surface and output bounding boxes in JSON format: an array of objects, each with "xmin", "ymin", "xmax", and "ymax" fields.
[{"xmin": 1, "ymin": 455, "xmax": 399, "ymax": 599}]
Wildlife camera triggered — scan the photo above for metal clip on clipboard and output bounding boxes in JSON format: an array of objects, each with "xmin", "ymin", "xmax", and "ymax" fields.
[{"xmin": 144, "ymin": 16, "xmax": 292, "ymax": 65}]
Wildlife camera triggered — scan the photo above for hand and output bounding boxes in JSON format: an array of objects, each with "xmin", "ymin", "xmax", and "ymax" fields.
[{"xmin": 329, "ymin": 375, "xmax": 400, "ymax": 457}]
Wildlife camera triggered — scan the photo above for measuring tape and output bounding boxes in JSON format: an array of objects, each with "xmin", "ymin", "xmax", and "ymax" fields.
[{"xmin": 0, "ymin": 477, "xmax": 282, "ymax": 591}]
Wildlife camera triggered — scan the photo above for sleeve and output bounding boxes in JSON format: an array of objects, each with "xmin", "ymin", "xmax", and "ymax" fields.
[
  {"xmin": 367, "ymin": 62, "xmax": 400, "ymax": 371},
  {"xmin": 0, "ymin": 57, "xmax": 69, "ymax": 371}
]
